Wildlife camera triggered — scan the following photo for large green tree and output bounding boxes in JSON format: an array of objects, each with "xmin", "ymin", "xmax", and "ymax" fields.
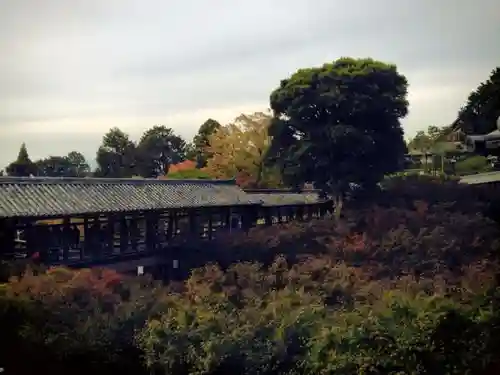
[
  {"xmin": 34, "ymin": 152, "xmax": 90, "ymax": 177},
  {"xmin": 136, "ymin": 125, "xmax": 187, "ymax": 177},
  {"xmin": 95, "ymin": 128, "xmax": 137, "ymax": 178},
  {"xmin": 190, "ymin": 118, "xmax": 222, "ymax": 168},
  {"xmin": 266, "ymin": 57, "xmax": 408, "ymax": 214},
  {"xmin": 66, "ymin": 151, "xmax": 91, "ymax": 176},
  {"xmin": 5, "ymin": 143, "xmax": 36, "ymax": 177},
  {"xmin": 455, "ymin": 67, "xmax": 500, "ymax": 134}
]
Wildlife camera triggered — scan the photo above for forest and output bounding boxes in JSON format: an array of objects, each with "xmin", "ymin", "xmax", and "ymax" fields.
[
  {"xmin": 2, "ymin": 62, "xmax": 499, "ymax": 189},
  {"xmin": 1, "ymin": 58, "xmax": 500, "ymax": 375}
]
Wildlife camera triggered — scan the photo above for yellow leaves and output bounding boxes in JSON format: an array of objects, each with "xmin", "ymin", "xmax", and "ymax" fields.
[{"xmin": 204, "ymin": 111, "xmax": 278, "ymax": 186}]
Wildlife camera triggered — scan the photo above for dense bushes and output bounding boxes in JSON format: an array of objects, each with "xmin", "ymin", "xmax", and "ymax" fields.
[
  {"xmin": 1, "ymin": 178, "xmax": 500, "ymax": 374},
  {"xmin": 455, "ymin": 155, "xmax": 492, "ymax": 175}
]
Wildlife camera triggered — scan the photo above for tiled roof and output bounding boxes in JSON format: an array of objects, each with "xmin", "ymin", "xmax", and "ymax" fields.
[
  {"xmin": 0, "ymin": 177, "xmax": 261, "ymax": 219},
  {"xmin": 244, "ymin": 189, "xmax": 325, "ymax": 206},
  {"xmin": 459, "ymin": 171, "xmax": 500, "ymax": 185}
]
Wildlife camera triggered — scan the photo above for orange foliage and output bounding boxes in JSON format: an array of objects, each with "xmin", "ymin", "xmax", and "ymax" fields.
[{"xmin": 167, "ymin": 160, "xmax": 196, "ymax": 173}]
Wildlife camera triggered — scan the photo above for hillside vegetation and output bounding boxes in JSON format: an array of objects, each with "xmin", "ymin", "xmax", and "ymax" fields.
[{"xmin": 1, "ymin": 177, "xmax": 500, "ymax": 375}]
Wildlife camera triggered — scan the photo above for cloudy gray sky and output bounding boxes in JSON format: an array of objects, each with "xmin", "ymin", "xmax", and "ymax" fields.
[{"xmin": 1, "ymin": 0, "xmax": 499, "ymax": 168}]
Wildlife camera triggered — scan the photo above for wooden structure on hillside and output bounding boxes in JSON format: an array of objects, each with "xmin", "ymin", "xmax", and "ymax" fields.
[{"xmin": 0, "ymin": 177, "xmax": 332, "ymax": 268}]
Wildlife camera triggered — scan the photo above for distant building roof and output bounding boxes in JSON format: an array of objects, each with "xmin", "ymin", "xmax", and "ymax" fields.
[{"xmin": 0, "ymin": 177, "xmax": 259, "ymax": 219}]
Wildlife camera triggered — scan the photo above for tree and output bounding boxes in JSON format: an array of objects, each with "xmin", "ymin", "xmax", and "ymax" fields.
[
  {"xmin": 205, "ymin": 112, "xmax": 283, "ymax": 188},
  {"xmin": 407, "ymin": 126, "xmax": 445, "ymax": 152},
  {"xmin": 35, "ymin": 156, "xmax": 73, "ymax": 177},
  {"xmin": 455, "ymin": 67, "xmax": 500, "ymax": 134},
  {"xmin": 5, "ymin": 143, "xmax": 36, "ymax": 177},
  {"xmin": 66, "ymin": 151, "xmax": 90, "ymax": 177},
  {"xmin": 190, "ymin": 119, "xmax": 222, "ymax": 168},
  {"xmin": 95, "ymin": 128, "xmax": 137, "ymax": 178},
  {"xmin": 34, "ymin": 152, "xmax": 90, "ymax": 177},
  {"xmin": 266, "ymin": 57, "xmax": 408, "ymax": 215},
  {"xmin": 136, "ymin": 125, "xmax": 187, "ymax": 178},
  {"xmin": 407, "ymin": 126, "xmax": 448, "ymax": 172}
]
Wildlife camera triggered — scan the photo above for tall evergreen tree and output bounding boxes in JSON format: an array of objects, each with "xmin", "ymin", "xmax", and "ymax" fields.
[{"xmin": 5, "ymin": 143, "xmax": 36, "ymax": 177}]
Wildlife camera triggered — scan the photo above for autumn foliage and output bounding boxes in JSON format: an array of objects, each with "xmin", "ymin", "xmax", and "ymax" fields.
[
  {"xmin": 1, "ymin": 178, "xmax": 500, "ymax": 375},
  {"xmin": 204, "ymin": 112, "xmax": 283, "ymax": 188}
]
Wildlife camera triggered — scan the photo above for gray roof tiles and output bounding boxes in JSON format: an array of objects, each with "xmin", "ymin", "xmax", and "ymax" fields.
[
  {"xmin": 0, "ymin": 177, "xmax": 259, "ymax": 219},
  {"xmin": 0, "ymin": 177, "xmax": 326, "ymax": 219},
  {"xmin": 245, "ymin": 192, "xmax": 323, "ymax": 206}
]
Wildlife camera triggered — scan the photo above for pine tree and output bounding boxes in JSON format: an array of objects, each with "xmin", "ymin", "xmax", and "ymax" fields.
[{"xmin": 5, "ymin": 143, "xmax": 36, "ymax": 176}]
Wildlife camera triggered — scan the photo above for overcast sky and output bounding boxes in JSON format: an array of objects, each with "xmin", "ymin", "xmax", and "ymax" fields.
[{"xmin": 1, "ymin": 0, "xmax": 499, "ymax": 168}]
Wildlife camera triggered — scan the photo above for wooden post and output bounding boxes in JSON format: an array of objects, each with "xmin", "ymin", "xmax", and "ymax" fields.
[
  {"xmin": 107, "ymin": 214, "xmax": 115, "ymax": 256},
  {"xmin": 82, "ymin": 216, "xmax": 89, "ymax": 259},
  {"xmin": 297, "ymin": 206, "xmax": 304, "ymax": 221},
  {"xmin": 119, "ymin": 215, "xmax": 128, "ymax": 254},
  {"xmin": 166, "ymin": 211, "xmax": 174, "ymax": 239},
  {"xmin": 129, "ymin": 214, "xmax": 139, "ymax": 252},
  {"xmin": 145, "ymin": 213, "xmax": 153, "ymax": 252},
  {"xmin": 24, "ymin": 221, "xmax": 34, "ymax": 257},
  {"xmin": 189, "ymin": 210, "xmax": 198, "ymax": 235},
  {"xmin": 264, "ymin": 208, "xmax": 272, "ymax": 226},
  {"xmin": 207, "ymin": 209, "xmax": 213, "ymax": 240},
  {"xmin": 172, "ymin": 211, "xmax": 178, "ymax": 237},
  {"xmin": 224, "ymin": 208, "xmax": 231, "ymax": 229},
  {"xmin": 62, "ymin": 217, "xmax": 71, "ymax": 261}
]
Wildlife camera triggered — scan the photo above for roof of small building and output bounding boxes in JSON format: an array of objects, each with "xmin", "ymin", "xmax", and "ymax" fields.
[{"xmin": 0, "ymin": 177, "xmax": 260, "ymax": 219}]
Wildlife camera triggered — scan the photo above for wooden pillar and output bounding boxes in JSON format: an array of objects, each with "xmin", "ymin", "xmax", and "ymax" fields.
[
  {"xmin": 145, "ymin": 212, "xmax": 156, "ymax": 252},
  {"xmin": 297, "ymin": 206, "xmax": 304, "ymax": 221},
  {"xmin": 189, "ymin": 210, "xmax": 198, "ymax": 235},
  {"xmin": 106, "ymin": 214, "xmax": 115, "ymax": 256},
  {"xmin": 24, "ymin": 221, "xmax": 34, "ymax": 257},
  {"xmin": 119, "ymin": 215, "xmax": 128, "ymax": 254},
  {"xmin": 264, "ymin": 207, "xmax": 272, "ymax": 226},
  {"xmin": 82, "ymin": 216, "xmax": 89, "ymax": 259},
  {"xmin": 224, "ymin": 208, "xmax": 231, "ymax": 229},
  {"xmin": 166, "ymin": 211, "xmax": 174, "ymax": 239},
  {"xmin": 129, "ymin": 213, "xmax": 139, "ymax": 252},
  {"xmin": 207, "ymin": 209, "xmax": 213, "ymax": 240},
  {"xmin": 241, "ymin": 206, "xmax": 255, "ymax": 231},
  {"xmin": 62, "ymin": 217, "xmax": 71, "ymax": 261}
]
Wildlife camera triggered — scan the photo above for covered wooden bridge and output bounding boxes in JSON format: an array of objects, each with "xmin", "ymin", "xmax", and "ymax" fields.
[{"xmin": 0, "ymin": 177, "xmax": 332, "ymax": 270}]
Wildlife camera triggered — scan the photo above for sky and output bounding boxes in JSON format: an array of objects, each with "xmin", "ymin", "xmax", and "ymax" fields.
[{"xmin": 1, "ymin": 0, "xmax": 499, "ymax": 168}]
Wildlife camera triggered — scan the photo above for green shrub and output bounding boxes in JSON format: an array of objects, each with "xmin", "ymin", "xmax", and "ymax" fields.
[
  {"xmin": 0, "ymin": 267, "xmax": 164, "ymax": 375},
  {"xmin": 305, "ymin": 289, "xmax": 500, "ymax": 375},
  {"xmin": 455, "ymin": 155, "xmax": 492, "ymax": 175}
]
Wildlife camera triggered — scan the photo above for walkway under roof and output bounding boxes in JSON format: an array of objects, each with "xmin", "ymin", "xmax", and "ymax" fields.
[{"xmin": 0, "ymin": 177, "xmax": 326, "ymax": 219}]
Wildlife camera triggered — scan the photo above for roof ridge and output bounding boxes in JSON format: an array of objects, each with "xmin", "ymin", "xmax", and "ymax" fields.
[{"xmin": 0, "ymin": 176, "xmax": 237, "ymax": 186}]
